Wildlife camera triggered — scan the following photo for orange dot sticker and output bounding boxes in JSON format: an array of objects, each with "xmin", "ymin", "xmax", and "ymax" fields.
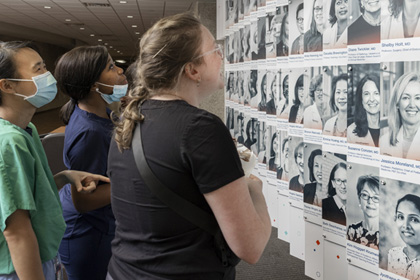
[
  {"xmin": 337, "ymin": 255, "xmax": 340, "ymax": 259},
  {"xmin": 316, "ymin": 240, "xmax": 320, "ymax": 245}
]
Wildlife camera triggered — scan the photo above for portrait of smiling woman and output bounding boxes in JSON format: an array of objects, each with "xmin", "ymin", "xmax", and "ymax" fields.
[
  {"xmin": 382, "ymin": 0, "xmax": 420, "ymax": 39},
  {"xmin": 348, "ymin": 72, "xmax": 381, "ymax": 147},
  {"xmin": 380, "ymin": 70, "xmax": 420, "ymax": 160},
  {"xmin": 323, "ymin": 0, "xmax": 349, "ymax": 49}
]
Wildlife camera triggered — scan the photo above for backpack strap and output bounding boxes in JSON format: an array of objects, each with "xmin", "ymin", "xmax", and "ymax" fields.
[{"xmin": 132, "ymin": 119, "xmax": 219, "ymax": 236}]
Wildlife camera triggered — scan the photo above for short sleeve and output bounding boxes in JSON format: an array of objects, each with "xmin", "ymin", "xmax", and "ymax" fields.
[
  {"xmin": 66, "ymin": 129, "xmax": 109, "ymax": 176},
  {"xmin": 182, "ymin": 113, "xmax": 244, "ymax": 194},
  {"xmin": 0, "ymin": 135, "xmax": 37, "ymax": 231}
]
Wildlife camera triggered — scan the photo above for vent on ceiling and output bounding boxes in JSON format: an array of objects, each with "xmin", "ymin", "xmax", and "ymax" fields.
[{"xmin": 82, "ymin": 3, "xmax": 111, "ymax": 8}]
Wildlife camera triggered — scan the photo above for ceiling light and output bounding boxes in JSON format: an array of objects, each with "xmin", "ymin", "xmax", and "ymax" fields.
[
  {"xmin": 90, "ymin": 34, "xmax": 95, "ymax": 37},
  {"xmin": 116, "ymin": 60, "xmax": 126, "ymax": 63},
  {"xmin": 109, "ymin": 46, "xmax": 113, "ymax": 48},
  {"xmin": 80, "ymin": 27, "xmax": 85, "ymax": 30},
  {"xmin": 65, "ymin": 19, "xmax": 71, "ymax": 22},
  {"xmin": 127, "ymin": 15, "xmax": 133, "ymax": 18},
  {"xmin": 135, "ymin": 32, "xmax": 140, "ymax": 35},
  {"xmin": 104, "ymin": 43, "xmax": 108, "ymax": 45},
  {"xmin": 44, "ymin": 6, "xmax": 51, "ymax": 9},
  {"xmin": 131, "ymin": 25, "xmax": 137, "ymax": 28},
  {"xmin": 119, "ymin": 1, "xmax": 127, "ymax": 3},
  {"xmin": 98, "ymin": 39, "xmax": 102, "ymax": 41}
]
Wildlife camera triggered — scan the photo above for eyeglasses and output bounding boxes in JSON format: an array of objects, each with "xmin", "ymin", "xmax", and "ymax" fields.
[
  {"xmin": 334, "ymin": 178, "xmax": 347, "ymax": 186},
  {"xmin": 360, "ymin": 193, "xmax": 379, "ymax": 203},
  {"xmin": 315, "ymin": 89, "xmax": 323, "ymax": 96},
  {"xmin": 297, "ymin": 17, "xmax": 304, "ymax": 24},
  {"xmin": 314, "ymin": 6, "xmax": 323, "ymax": 13},
  {"xmin": 194, "ymin": 43, "xmax": 224, "ymax": 60}
]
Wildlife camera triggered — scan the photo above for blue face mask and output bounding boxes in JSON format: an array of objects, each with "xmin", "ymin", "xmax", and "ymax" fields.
[
  {"xmin": 9, "ymin": 71, "xmax": 58, "ymax": 108},
  {"xmin": 96, "ymin": 82, "xmax": 128, "ymax": 104}
]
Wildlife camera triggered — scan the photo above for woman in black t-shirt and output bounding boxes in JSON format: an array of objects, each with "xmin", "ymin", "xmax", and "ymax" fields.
[{"xmin": 107, "ymin": 13, "xmax": 271, "ymax": 280}]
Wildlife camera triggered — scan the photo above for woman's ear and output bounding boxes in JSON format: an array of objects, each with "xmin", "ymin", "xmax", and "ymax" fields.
[{"xmin": 184, "ymin": 62, "xmax": 200, "ymax": 82}]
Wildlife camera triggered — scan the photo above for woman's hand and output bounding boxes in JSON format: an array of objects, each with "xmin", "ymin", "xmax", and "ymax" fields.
[{"xmin": 54, "ymin": 170, "xmax": 110, "ymax": 192}]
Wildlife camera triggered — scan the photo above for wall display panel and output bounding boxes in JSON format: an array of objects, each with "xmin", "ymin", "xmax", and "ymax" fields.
[
  {"xmin": 347, "ymin": 0, "xmax": 381, "ymax": 63},
  {"xmin": 323, "ymin": 0, "xmax": 349, "ymax": 65},
  {"xmin": 288, "ymin": 136, "xmax": 305, "ymax": 209},
  {"xmin": 322, "ymin": 152, "xmax": 347, "ymax": 246},
  {"xmin": 304, "ymin": 143, "xmax": 323, "ymax": 225},
  {"xmin": 220, "ymin": 2, "xmax": 420, "ymax": 278},
  {"xmin": 381, "ymin": 0, "xmax": 420, "ymax": 62},
  {"xmin": 346, "ymin": 162, "xmax": 379, "ymax": 273},
  {"xmin": 290, "ymin": 204, "xmax": 306, "ymax": 260},
  {"xmin": 304, "ymin": 66, "xmax": 324, "ymax": 145},
  {"xmin": 347, "ymin": 63, "xmax": 381, "ymax": 166},
  {"xmin": 379, "ymin": 178, "xmax": 420, "ymax": 280},
  {"xmin": 323, "ymin": 240, "xmax": 348, "ymax": 280},
  {"xmin": 322, "ymin": 65, "xmax": 348, "ymax": 155},
  {"xmin": 305, "ymin": 221, "xmax": 324, "ymax": 279}
]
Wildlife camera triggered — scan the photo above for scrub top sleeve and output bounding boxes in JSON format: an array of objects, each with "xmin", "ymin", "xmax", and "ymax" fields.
[
  {"xmin": 182, "ymin": 113, "xmax": 244, "ymax": 194},
  {"xmin": 66, "ymin": 130, "xmax": 109, "ymax": 176},
  {"xmin": 0, "ymin": 137, "xmax": 37, "ymax": 232}
]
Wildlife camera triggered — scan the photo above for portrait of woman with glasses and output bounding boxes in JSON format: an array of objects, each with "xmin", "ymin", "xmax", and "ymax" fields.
[
  {"xmin": 322, "ymin": 161, "xmax": 347, "ymax": 226},
  {"xmin": 304, "ymin": 0, "xmax": 324, "ymax": 52},
  {"xmin": 323, "ymin": 0, "xmax": 349, "ymax": 49},
  {"xmin": 304, "ymin": 74, "xmax": 323, "ymax": 130},
  {"xmin": 291, "ymin": 2, "xmax": 304, "ymax": 55},
  {"xmin": 347, "ymin": 175, "xmax": 379, "ymax": 249}
]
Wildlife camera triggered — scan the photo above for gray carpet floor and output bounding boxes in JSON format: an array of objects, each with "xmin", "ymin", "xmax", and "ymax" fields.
[{"xmin": 236, "ymin": 227, "xmax": 312, "ymax": 280}]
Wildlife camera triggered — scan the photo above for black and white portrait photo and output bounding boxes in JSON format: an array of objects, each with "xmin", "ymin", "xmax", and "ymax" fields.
[
  {"xmin": 248, "ymin": 69, "xmax": 259, "ymax": 108},
  {"xmin": 303, "ymin": 143, "xmax": 324, "ymax": 206},
  {"xmin": 380, "ymin": 61, "xmax": 420, "ymax": 161},
  {"xmin": 323, "ymin": 66, "xmax": 348, "ymax": 137},
  {"xmin": 257, "ymin": 120, "xmax": 267, "ymax": 163},
  {"xmin": 346, "ymin": 163, "xmax": 379, "ymax": 250},
  {"xmin": 323, "ymin": 0, "xmax": 349, "ymax": 49},
  {"xmin": 258, "ymin": 69, "xmax": 267, "ymax": 112},
  {"xmin": 347, "ymin": 0, "xmax": 380, "ymax": 45},
  {"xmin": 266, "ymin": 71, "xmax": 278, "ymax": 115},
  {"xmin": 347, "ymin": 64, "xmax": 381, "ymax": 147},
  {"xmin": 304, "ymin": 67, "xmax": 325, "ymax": 130},
  {"xmin": 379, "ymin": 178, "xmax": 420, "ymax": 280},
  {"xmin": 291, "ymin": 1, "xmax": 304, "ymax": 55},
  {"xmin": 266, "ymin": 126, "xmax": 281, "ymax": 173},
  {"xmin": 244, "ymin": 116, "xmax": 258, "ymax": 155},
  {"xmin": 288, "ymin": 136, "xmax": 304, "ymax": 193},
  {"xmin": 382, "ymin": 0, "xmax": 420, "ymax": 40},
  {"xmin": 322, "ymin": 152, "xmax": 347, "ymax": 226},
  {"xmin": 304, "ymin": 0, "xmax": 324, "ymax": 52},
  {"xmin": 278, "ymin": 72, "xmax": 290, "ymax": 118},
  {"xmin": 257, "ymin": 15, "xmax": 267, "ymax": 60}
]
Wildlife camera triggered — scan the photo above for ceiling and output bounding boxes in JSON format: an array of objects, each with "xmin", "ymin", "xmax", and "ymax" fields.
[{"xmin": 0, "ymin": 0, "xmax": 216, "ymax": 61}]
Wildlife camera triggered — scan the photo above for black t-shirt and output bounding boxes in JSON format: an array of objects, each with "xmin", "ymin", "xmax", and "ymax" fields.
[{"xmin": 107, "ymin": 100, "xmax": 244, "ymax": 279}]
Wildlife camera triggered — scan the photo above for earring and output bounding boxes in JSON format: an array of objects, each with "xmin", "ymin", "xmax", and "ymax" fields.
[{"xmin": 197, "ymin": 79, "xmax": 201, "ymax": 87}]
